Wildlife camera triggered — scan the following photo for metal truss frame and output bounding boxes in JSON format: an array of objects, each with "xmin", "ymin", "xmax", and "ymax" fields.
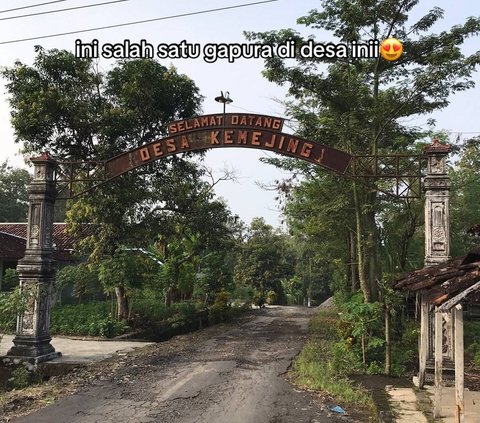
[{"xmin": 54, "ymin": 153, "xmax": 427, "ymax": 200}]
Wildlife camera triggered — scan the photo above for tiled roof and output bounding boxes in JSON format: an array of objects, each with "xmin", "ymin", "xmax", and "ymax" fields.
[
  {"xmin": 0, "ymin": 223, "xmax": 76, "ymax": 250},
  {"xmin": 394, "ymin": 248, "xmax": 480, "ymax": 308},
  {"xmin": 0, "ymin": 223, "xmax": 92, "ymax": 262},
  {"xmin": 0, "ymin": 232, "xmax": 26, "ymax": 260}
]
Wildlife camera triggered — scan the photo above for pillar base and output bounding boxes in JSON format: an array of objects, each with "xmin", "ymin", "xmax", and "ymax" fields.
[
  {"xmin": 6, "ymin": 335, "xmax": 61, "ymax": 364},
  {"xmin": 425, "ymin": 257, "xmax": 451, "ymax": 267}
]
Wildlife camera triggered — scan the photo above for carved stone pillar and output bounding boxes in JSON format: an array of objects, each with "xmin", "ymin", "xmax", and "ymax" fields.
[
  {"xmin": 418, "ymin": 139, "xmax": 451, "ymax": 387},
  {"xmin": 6, "ymin": 152, "xmax": 60, "ymax": 363},
  {"xmin": 424, "ymin": 139, "xmax": 451, "ymax": 267}
]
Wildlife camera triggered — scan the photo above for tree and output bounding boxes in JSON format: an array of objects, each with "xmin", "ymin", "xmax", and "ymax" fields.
[
  {"xmin": 450, "ymin": 137, "xmax": 480, "ymax": 256},
  {"xmin": 234, "ymin": 218, "xmax": 293, "ymax": 303},
  {"xmin": 281, "ymin": 173, "xmax": 354, "ymax": 297},
  {"xmin": 2, "ymin": 48, "xmax": 205, "ymax": 319},
  {"xmin": 0, "ymin": 161, "xmax": 31, "ymax": 222},
  {"xmin": 246, "ymin": 0, "xmax": 480, "ymax": 301},
  {"xmin": 153, "ymin": 196, "xmax": 240, "ymax": 306}
]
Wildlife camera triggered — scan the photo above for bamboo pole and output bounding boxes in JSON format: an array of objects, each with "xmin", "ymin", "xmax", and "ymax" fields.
[
  {"xmin": 454, "ymin": 304, "xmax": 464, "ymax": 423},
  {"xmin": 434, "ymin": 308, "xmax": 443, "ymax": 417}
]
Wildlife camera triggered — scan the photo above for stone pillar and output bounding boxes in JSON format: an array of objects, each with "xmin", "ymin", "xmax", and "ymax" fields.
[
  {"xmin": 6, "ymin": 152, "xmax": 60, "ymax": 363},
  {"xmin": 418, "ymin": 139, "xmax": 451, "ymax": 387},
  {"xmin": 424, "ymin": 139, "xmax": 451, "ymax": 267}
]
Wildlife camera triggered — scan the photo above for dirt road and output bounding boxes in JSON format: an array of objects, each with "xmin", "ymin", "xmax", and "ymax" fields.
[{"xmin": 12, "ymin": 306, "xmax": 350, "ymax": 423}]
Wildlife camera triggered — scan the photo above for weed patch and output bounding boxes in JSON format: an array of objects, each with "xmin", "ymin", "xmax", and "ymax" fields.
[{"xmin": 291, "ymin": 310, "xmax": 376, "ymax": 416}]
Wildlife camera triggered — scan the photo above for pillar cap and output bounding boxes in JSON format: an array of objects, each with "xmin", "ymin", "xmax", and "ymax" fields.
[
  {"xmin": 423, "ymin": 139, "xmax": 451, "ymax": 154},
  {"xmin": 31, "ymin": 151, "xmax": 57, "ymax": 164}
]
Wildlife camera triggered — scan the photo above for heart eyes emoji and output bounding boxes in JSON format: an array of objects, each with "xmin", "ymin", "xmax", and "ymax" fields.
[{"xmin": 380, "ymin": 38, "xmax": 403, "ymax": 61}]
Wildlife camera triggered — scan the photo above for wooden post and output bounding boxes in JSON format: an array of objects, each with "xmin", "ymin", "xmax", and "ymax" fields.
[
  {"xmin": 434, "ymin": 308, "xmax": 443, "ymax": 417},
  {"xmin": 454, "ymin": 304, "xmax": 464, "ymax": 423},
  {"xmin": 419, "ymin": 295, "xmax": 429, "ymax": 388}
]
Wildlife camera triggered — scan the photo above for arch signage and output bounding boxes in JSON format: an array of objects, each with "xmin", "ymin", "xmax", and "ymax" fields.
[{"xmin": 105, "ymin": 113, "xmax": 353, "ymax": 179}]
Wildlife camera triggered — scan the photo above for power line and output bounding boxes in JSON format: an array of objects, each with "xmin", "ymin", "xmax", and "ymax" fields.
[
  {"xmin": 0, "ymin": 0, "xmax": 279, "ymax": 45},
  {"xmin": 0, "ymin": 1, "xmax": 67, "ymax": 14},
  {"xmin": 0, "ymin": 0, "xmax": 129, "ymax": 21}
]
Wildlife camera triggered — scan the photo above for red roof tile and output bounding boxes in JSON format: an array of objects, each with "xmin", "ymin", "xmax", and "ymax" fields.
[
  {"xmin": 394, "ymin": 248, "xmax": 480, "ymax": 307},
  {"xmin": 0, "ymin": 232, "xmax": 26, "ymax": 260},
  {"xmin": 0, "ymin": 223, "xmax": 93, "ymax": 262},
  {"xmin": 0, "ymin": 223, "xmax": 76, "ymax": 250}
]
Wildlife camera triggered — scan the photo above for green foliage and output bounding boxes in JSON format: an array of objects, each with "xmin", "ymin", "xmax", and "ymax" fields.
[
  {"xmin": 252, "ymin": 291, "xmax": 266, "ymax": 308},
  {"xmin": 292, "ymin": 311, "xmax": 374, "ymax": 411},
  {"xmin": 208, "ymin": 290, "xmax": 231, "ymax": 324},
  {"xmin": 95, "ymin": 316, "xmax": 129, "ymax": 338},
  {"xmin": 2, "ymin": 268, "xmax": 19, "ymax": 291},
  {"xmin": 234, "ymin": 218, "xmax": 294, "ymax": 302},
  {"xmin": 98, "ymin": 250, "xmax": 143, "ymax": 293},
  {"xmin": 473, "ymin": 351, "xmax": 480, "ymax": 368},
  {"xmin": 282, "ymin": 276, "xmax": 303, "ymax": 305},
  {"xmin": 465, "ymin": 321, "xmax": 480, "ymax": 366},
  {"xmin": 54, "ymin": 264, "xmax": 102, "ymax": 302},
  {"xmin": 2, "ymin": 49, "xmax": 202, "ymax": 159},
  {"xmin": 8, "ymin": 367, "xmax": 34, "ymax": 390},
  {"xmin": 266, "ymin": 290, "xmax": 278, "ymax": 305},
  {"xmin": 194, "ymin": 250, "xmax": 236, "ymax": 302},
  {"xmin": 231, "ymin": 284, "xmax": 255, "ymax": 304},
  {"xmin": 50, "ymin": 302, "xmax": 128, "ymax": 338},
  {"xmin": 330, "ymin": 338, "xmax": 364, "ymax": 376},
  {"xmin": 131, "ymin": 299, "xmax": 200, "ymax": 322},
  {"xmin": 0, "ymin": 286, "xmax": 34, "ymax": 339},
  {"xmin": 379, "ymin": 198, "xmax": 424, "ymax": 273},
  {"xmin": 450, "ymin": 137, "xmax": 480, "ymax": 256},
  {"xmin": 245, "ymin": 1, "xmax": 480, "ymax": 303},
  {"xmin": 337, "ymin": 293, "xmax": 384, "ymax": 366},
  {"xmin": 0, "ymin": 161, "xmax": 31, "ymax": 222},
  {"xmin": 388, "ymin": 319, "xmax": 418, "ymax": 376}
]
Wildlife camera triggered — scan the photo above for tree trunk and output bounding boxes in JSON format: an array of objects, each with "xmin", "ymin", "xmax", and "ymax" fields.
[
  {"xmin": 165, "ymin": 287, "xmax": 172, "ymax": 307},
  {"xmin": 349, "ymin": 231, "xmax": 358, "ymax": 292},
  {"xmin": 368, "ymin": 23, "xmax": 381, "ymax": 303},
  {"xmin": 385, "ymin": 304, "xmax": 391, "ymax": 375},
  {"xmin": 362, "ymin": 333, "xmax": 366, "ymax": 365},
  {"xmin": 365, "ymin": 195, "xmax": 379, "ymax": 302},
  {"xmin": 115, "ymin": 285, "xmax": 128, "ymax": 321},
  {"xmin": 353, "ymin": 181, "xmax": 371, "ymax": 302}
]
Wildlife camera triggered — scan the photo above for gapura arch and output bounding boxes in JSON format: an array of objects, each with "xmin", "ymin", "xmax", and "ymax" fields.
[{"xmin": 4, "ymin": 113, "xmax": 449, "ymax": 364}]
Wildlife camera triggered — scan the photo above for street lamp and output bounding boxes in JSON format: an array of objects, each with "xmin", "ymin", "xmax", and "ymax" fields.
[{"xmin": 215, "ymin": 91, "xmax": 233, "ymax": 114}]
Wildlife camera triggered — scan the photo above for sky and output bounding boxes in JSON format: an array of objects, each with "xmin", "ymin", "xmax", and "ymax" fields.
[{"xmin": 1, "ymin": 0, "xmax": 479, "ymax": 227}]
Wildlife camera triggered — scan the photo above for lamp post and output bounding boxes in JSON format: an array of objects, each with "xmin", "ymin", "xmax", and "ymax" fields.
[{"xmin": 214, "ymin": 91, "xmax": 233, "ymax": 114}]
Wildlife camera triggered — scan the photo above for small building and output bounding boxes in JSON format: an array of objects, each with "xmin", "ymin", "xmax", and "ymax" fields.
[
  {"xmin": 0, "ymin": 223, "xmax": 80, "ymax": 290},
  {"xmin": 394, "ymin": 247, "xmax": 480, "ymax": 421}
]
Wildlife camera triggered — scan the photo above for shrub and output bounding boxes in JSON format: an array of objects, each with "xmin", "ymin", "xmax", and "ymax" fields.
[
  {"xmin": 8, "ymin": 367, "xmax": 32, "ymax": 390},
  {"xmin": 232, "ymin": 285, "xmax": 255, "ymax": 305},
  {"xmin": 131, "ymin": 299, "xmax": 200, "ymax": 323},
  {"xmin": 0, "ymin": 286, "xmax": 35, "ymax": 340},
  {"xmin": 50, "ymin": 302, "xmax": 129, "ymax": 338},
  {"xmin": 292, "ymin": 311, "xmax": 374, "ymax": 409},
  {"xmin": 209, "ymin": 290, "xmax": 231, "ymax": 324},
  {"xmin": 266, "ymin": 290, "xmax": 278, "ymax": 305},
  {"xmin": 253, "ymin": 291, "xmax": 266, "ymax": 308},
  {"xmin": 54, "ymin": 264, "xmax": 102, "ymax": 303},
  {"xmin": 2, "ymin": 269, "xmax": 19, "ymax": 291}
]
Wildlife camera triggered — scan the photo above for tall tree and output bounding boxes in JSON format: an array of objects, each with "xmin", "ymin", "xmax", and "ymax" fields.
[
  {"xmin": 0, "ymin": 162, "xmax": 31, "ymax": 222},
  {"xmin": 234, "ymin": 217, "xmax": 294, "ymax": 303},
  {"xmin": 2, "ymin": 48, "xmax": 205, "ymax": 319},
  {"xmin": 246, "ymin": 0, "xmax": 480, "ymax": 301},
  {"xmin": 450, "ymin": 137, "xmax": 480, "ymax": 256}
]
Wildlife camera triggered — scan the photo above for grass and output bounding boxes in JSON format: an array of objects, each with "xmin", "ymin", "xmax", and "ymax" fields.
[{"xmin": 290, "ymin": 309, "xmax": 376, "ymax": 415}]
